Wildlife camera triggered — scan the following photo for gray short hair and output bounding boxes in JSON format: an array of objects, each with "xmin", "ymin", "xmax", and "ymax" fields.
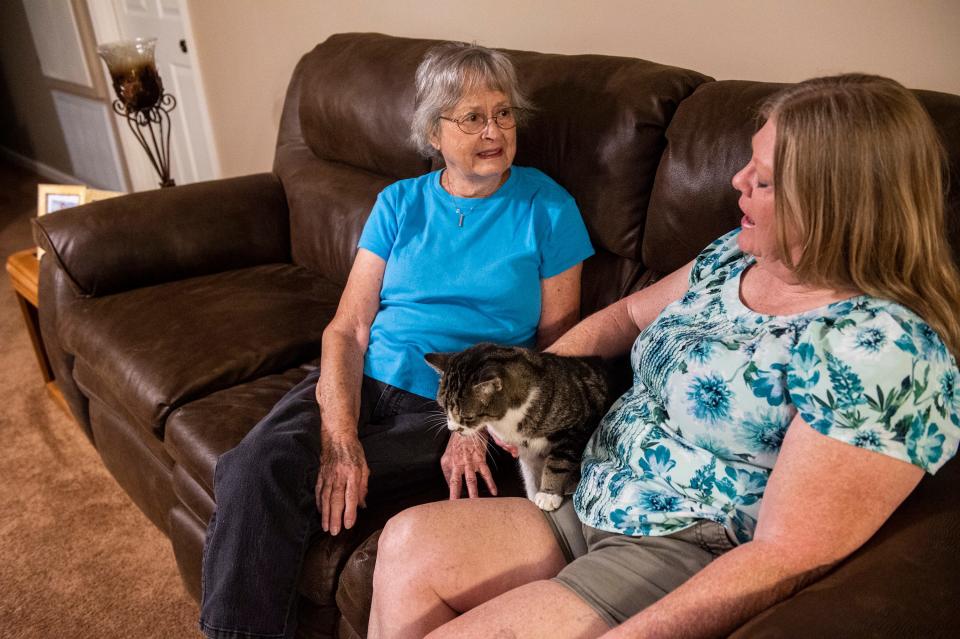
[{"xmin": 410, "ymin": 42, "xmax": 533, "ymax": 157}]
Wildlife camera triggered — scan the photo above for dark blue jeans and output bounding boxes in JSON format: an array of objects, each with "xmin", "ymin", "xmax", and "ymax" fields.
[{"xmin": 199, "ymin": 369, "xmax": 447, "ymax": 639}]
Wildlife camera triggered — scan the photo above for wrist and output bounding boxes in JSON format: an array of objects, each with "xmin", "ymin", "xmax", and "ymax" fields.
[{"xmin": 321, "ymin": 425, "xmax": 359, "ymax": 445}]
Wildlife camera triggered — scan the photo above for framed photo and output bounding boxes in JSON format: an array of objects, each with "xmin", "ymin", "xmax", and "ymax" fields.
[
  {"xmin": 37, "ymin": 184, "xmax": 86, "ymax": 217},
  {"xmin": 36, "ymin": 184, "xmax": 87, "ymax": 258}
]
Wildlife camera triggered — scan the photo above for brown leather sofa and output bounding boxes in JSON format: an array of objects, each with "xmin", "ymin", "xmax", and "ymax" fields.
[{"xmin": 34, "ymin": 33, "xmax": 960, "ymax": 638}]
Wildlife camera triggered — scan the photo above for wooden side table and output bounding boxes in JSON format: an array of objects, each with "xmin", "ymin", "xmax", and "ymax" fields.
[{"xmin": 6, "ymin": 248, "xmax": 69, "ymax": 414}]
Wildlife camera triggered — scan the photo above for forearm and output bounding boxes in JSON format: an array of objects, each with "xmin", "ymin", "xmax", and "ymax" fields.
[
  {"xmin": 318, "ymin": 324, "xmax": 368, "ymax": 440},
  {"xmin": 546, "ymin": 297, "xmax": 638, "ymax": 359},
  {"xmin": 547, "ymin": 262, "xmax": 692, "ymax": 359},
  {"xmin": 537, "ymin": 263, "xmax": 583, "ymax": 350},
  {"xmin": 604, "ymin": 541, "xmax": 832, "ymax": 639},
  {"xmin": 536, "ymin": 312, "xmax": 580, "ymax": 351}
]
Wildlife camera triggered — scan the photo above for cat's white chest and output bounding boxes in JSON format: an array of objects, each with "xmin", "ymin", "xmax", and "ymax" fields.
[
  {"xmin": 484, "ymin": 389, "xmax": 548, "ymax": 453},
  {"xmin": 484, "ymin": 390, "xmax": 559, "ymax": 507}
]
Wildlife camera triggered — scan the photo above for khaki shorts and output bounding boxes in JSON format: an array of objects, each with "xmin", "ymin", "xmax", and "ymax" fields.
[{"xmin": 542, "ymin": 499, "xmax": 736, "ymax": 628}]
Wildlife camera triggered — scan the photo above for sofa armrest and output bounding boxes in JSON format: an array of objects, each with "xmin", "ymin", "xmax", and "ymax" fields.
[
  {"xmin": 730, "ymin": 459, "xmax": 959, "ymax": 637},
  {"xmin": 32, "ymin": 173, "xmax": 290, "ymax": 297}
]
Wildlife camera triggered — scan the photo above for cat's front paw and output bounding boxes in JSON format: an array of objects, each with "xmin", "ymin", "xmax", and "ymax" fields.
[{"xmin": 534, "ymin": 492, "xmax": 563, "ymax": 511}]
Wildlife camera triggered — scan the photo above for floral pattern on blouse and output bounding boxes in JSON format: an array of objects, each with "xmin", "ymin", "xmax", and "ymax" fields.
[{"xmin": 574, "ymin": 229, "xmax": 960, "ymax": 543}]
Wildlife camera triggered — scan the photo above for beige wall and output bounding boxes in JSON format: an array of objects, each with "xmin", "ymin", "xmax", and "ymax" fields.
[{"xmin": 187, "ymin": 0, "xmax": 960, "ymax": 178}]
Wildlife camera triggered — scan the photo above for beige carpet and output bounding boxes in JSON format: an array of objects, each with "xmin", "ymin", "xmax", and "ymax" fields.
[{"xmin": 0, "ymin": 162, "xmax": 202, "ymax": 638}]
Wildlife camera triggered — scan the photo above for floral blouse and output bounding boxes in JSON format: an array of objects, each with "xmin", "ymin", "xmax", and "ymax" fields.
[{"xmin": 574, "ymin": 229, "xmax": 960, "ymax": 543}]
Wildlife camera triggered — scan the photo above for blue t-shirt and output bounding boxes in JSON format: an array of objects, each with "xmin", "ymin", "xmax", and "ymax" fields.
[
  {"xmin": 358, "ymin": 166, "xmax": 594, "ymax": 399},
  {"xmin": 575, "ymin": 229, "xmax": 960, "ymax": 543}
]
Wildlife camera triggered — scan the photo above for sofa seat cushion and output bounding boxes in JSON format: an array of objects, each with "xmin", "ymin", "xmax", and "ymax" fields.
[
  {"xmin": 165, "ymin": 363, "xmax": 317, "ymax": 501},
  {"xmin": 61, "ymin": 264, "xmax": 340, "ymax": 438}
]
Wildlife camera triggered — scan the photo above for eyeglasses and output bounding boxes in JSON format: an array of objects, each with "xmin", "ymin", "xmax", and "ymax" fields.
[{"xmin": 438, "ymin": 107, "xmax": 520, "ymax": 134}]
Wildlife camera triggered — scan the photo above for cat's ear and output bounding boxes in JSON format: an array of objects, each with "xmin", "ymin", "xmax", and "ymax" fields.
[
  {"xmin": 473, "ymin": 377, "xmax": 502, "ymax": 400},
  {"xmin": 424, "ymin": 352, "xmax": 451, "ymax": 374}
]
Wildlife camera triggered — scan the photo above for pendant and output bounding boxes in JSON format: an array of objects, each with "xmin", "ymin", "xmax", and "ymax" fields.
[{"xmin": 456, "ymin": 208, "xmax": 464, "ymax": 227}]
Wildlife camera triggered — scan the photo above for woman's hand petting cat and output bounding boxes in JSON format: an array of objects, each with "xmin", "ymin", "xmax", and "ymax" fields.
[
  {"xmin": 316, "ymin": 432, "xmax": 370, "ymax": 536},
  {"xmin": 441, "ymin": 431, "xmax": 498, "ymax": 499}
]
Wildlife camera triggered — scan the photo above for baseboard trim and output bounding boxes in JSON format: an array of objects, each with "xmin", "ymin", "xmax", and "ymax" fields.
[{"xmin": 0, "ymin": 146, "xmax": 83, "ymax": 184}]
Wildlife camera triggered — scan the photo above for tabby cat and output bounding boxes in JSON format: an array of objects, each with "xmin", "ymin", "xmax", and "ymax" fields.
[{"xmin": 425, "ymin": 343, "xmax": 610, "ymax": 511}]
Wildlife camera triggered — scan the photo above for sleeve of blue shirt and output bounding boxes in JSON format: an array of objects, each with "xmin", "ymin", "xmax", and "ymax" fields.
[
  {"xmin": 357, "ymin": 187, "xmax": 398, "ymax": 261},
  {"xmin": 539, "ymin": 196, "xmax": 594, "ymax": 279}
]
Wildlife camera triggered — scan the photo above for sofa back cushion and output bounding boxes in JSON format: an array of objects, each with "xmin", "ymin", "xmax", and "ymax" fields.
[
  {"xmin": 644, "ymin": 80, "xmax": 960, "ymax": 276},
  {"xmin": 274, "ymin": 33, "xmax": 710, "ymax": 314}
]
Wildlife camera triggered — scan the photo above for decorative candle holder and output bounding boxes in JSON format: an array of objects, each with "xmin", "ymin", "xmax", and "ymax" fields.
[{"xmin": 97, "ymin": 38, "xmax": 176, "ymax": 188}]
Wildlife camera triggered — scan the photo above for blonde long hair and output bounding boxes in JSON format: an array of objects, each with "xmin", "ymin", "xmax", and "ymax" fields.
[{"xmin": 763, "ymin": 74, "xmax": 960, "ymax": 359}]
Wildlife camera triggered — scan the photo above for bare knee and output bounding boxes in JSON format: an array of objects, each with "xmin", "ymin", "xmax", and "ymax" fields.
[
  {"xmin": 377, "ymin": 504, "xmax": 433, "ymax": 574},
  {"xmin": 371, "ymin": 507, "xmax": 454, "ymax": 638}
]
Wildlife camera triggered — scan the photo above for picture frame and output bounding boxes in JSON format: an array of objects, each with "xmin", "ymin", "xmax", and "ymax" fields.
[{"xmin": 37, "ymin": 183, "xmax": 87, "ymax": 217}]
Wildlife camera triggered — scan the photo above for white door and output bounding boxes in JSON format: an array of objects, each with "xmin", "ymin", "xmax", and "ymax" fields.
[{"xmin": 89, "ymin": 0, "xmax": 220, "ymax": 189}]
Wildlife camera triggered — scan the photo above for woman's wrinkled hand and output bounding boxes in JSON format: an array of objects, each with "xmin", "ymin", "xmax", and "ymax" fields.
[
  {"xmin": 441, "ymin": 431, "xmax": 497, "ymax": 499},
  {"xmin": 316, "ymin": 433, "xmax": 369, "ymax": 536}
]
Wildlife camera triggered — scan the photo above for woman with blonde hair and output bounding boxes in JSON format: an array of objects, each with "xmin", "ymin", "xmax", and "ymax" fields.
[
  {"xmin": 367, "ymin": 74, "xmax": 960, "ymax": 638},
  {"xmin": 765, "ymin": 74, "xmax": 960, "ymax": 359}
]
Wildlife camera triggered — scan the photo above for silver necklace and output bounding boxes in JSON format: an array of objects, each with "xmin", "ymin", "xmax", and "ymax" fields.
[
  {"xmin": 453, "ymin": 205, "xmax": 476, "ymax": 227},
  {"xmin": 443, "ymin": 172, "xmax": 478, "ymax": 227}
]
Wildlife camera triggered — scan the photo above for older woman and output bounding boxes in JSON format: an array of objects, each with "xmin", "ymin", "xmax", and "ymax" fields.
[
  {"xmin": 199, "ymin": 42, "xmax": 593, "ymax": 639},
  {"xmin": 368, "ymin": 74, "xmax": 960, "ymax": 638}
]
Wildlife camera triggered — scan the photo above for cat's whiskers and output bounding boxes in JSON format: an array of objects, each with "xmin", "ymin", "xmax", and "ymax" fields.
[
  {"xmin": 423, "ymin": 416, "xmax": 452, "ymax": 439},
  {"xmin": 417, "ymin": 401, "xmax": 445, "ymax": 413},
  {"xmin": 457, "ymin": 427, "xmax": 481, "ymax": 440},
  {"xmin": 480, "ymin": 433, "xmax": 502, "ymax": 472}
]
